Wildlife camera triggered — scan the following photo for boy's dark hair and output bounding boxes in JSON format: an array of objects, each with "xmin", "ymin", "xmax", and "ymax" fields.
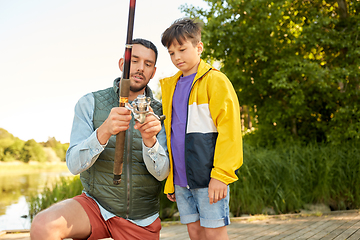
[
  {"xmin": 161, "ymin": 18, "xmax": 203, "ymax": 48},
  {"xmin": 132, "ymin": 38, "xmax": 158, "ymax": 63}
]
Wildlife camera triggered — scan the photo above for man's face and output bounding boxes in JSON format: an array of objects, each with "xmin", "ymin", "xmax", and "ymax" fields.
[{"xmin": 120, "ymin": 44, "xmax": 157, "ymax": 93}]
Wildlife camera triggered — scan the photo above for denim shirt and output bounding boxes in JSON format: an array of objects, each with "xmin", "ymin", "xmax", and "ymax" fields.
[{"xmin": 66, "ymin": 92, "xmax": 169, "ymax": 227}]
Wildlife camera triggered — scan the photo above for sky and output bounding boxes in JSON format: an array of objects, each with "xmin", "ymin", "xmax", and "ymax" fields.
[{"xmin": 0, "ymin": 0, "xmax": 209, "ymax": 143}]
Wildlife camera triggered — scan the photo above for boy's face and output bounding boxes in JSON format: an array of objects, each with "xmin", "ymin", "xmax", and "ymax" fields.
[
  {"xmin": 119, "ymin": 44, "xmax": 157, "ymax": 93},
  {"xmin": 167, "ymin": 39, "xmax": 203, "ymax": 77}
]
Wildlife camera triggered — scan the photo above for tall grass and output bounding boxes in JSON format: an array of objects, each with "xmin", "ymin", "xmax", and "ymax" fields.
[
  {"xmin": 28, "ymin": 175, "xmax": 83, "ymax": 220},
  {"xmin": 230, "ymin": 140, "xmax": 360, "ymax": 216},
  {"xmin": 29, "ymin": 140, "xmax": 360, "ymax": 219}
]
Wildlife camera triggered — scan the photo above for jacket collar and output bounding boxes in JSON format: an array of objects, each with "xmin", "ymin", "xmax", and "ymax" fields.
[{"xmin": 164, "ymin": 59, "xmax": 213, "ymax": 85}]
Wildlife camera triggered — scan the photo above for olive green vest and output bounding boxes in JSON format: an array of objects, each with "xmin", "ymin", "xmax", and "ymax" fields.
[{"xmin": 80, "ymin": 78, "xmax": 163, "ymax": 220}]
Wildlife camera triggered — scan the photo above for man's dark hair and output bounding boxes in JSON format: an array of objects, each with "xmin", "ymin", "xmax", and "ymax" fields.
[
  {"xmin": 161, "ymin": 18, "xmax": 203, "ymax": 49},
  {"xmin": 132, "ymin": 38, "xmax": 158, "ymax": 64}
]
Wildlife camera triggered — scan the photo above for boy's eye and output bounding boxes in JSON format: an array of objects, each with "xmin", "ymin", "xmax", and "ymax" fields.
[
  {"xmin": 169, "ymin": 52, "xmax": 174, "ymax": 56},
  {"xmin": 180, "ymin": 48, "xmax": 186, "ymax": 52}
]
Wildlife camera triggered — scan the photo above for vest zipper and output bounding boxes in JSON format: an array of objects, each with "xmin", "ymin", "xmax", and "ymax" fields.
[{"xmin": 125, "ymin": 120, "xmax": 133, "ymax": 219}]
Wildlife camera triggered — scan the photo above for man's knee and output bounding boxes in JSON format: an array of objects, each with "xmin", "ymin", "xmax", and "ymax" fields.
[{"xmin": 30, "ymin": 210, "xmax": 57, "ymax": 239}]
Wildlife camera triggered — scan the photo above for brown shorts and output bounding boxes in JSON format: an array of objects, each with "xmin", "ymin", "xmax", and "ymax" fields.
[{"xmin": 73, "ymin": 193, "xmax": 161, "ymax": 240}]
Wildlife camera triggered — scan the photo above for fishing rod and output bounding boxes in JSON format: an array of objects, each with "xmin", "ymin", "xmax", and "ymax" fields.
[{"xmin": 113, "ymin": 0, "xmax": 136, "ymax": 185}]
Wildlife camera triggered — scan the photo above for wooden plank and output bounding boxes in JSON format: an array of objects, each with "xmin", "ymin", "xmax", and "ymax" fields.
[
  {"xmin": 332, "ymin": 214, "xmax": 360, "ymax": 240},
  {"xmin": 291, "ymin": 216, "xmax": 334, "ymax": 239},
  {"xmin": 348, "ymin": 228, "xmax": 360, "ymax": 240},
  {"xmin": 305, "ymin": 213, "xmax": 354, "ymax": 239}
]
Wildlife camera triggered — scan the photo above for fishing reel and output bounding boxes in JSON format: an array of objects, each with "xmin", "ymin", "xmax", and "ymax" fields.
[{"xmin": 125, "ymin": 95, "xmax": 165, "ymax": 124}]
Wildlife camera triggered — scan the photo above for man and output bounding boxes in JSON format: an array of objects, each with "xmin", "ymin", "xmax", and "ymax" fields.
[{"xmin": 30, "ymin": 38, "xmax": 169, "ymax": 240}]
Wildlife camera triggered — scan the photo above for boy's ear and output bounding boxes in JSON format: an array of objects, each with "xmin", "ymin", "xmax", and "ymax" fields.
[
  {"xmin": 197, "ymin": 41, "xmax": 204, "ymax": 55},
  {"xmin": 118, "ymin": 58, "xmax": 124, "ymax": 71}
]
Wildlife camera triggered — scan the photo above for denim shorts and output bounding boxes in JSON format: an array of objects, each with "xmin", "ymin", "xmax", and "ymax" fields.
[{"xmin": 174, "ymin": 185, "xmax": 230, "ymax": 228}]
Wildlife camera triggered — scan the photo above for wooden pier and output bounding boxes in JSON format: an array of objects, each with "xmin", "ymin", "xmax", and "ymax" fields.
[{"xmin": 1, "ymin": 210, "xmax": 359, "ymax": 239}]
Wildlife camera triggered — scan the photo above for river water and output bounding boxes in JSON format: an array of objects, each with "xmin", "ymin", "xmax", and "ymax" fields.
[{"xmin": 0, "ymin": 170, "xmax": 73, "ymax": 231}]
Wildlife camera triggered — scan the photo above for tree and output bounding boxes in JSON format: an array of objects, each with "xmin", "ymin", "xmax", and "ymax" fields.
[
  {"xmin": 4, "ymin": 139, "xmax": 25, "ymax": 161},
  {"xmin": 42, "ymin": 137, "xmax": 69, "ymax": 161},
  {"xmin": 21, "ymin": 139, "xmax": 47, "ymax": 163},
  {"xmin": 182, "ymin": 0, "xmax": 360, "ymax": 145}
]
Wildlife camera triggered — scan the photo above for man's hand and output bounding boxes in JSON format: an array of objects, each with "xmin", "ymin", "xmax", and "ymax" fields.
[
  {"xmin": 134, "ymin": 112, "xmax": 161, "ymax": 148},
  {"xmin": 208, "ymin": 178, "xmax": 227, "ymax": 205},
  {"xmin": 97, "ymin": 107, "xmax": 132, "ymax": 145},
  {"xmin": 167, "ymin": 193, "xmax": 176, "ymax": 202}
]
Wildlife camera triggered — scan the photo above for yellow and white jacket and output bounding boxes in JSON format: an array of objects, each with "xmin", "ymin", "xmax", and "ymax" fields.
[{"xmin": 160, "ymin": 59, "xmax": 243, "ymax": 194}]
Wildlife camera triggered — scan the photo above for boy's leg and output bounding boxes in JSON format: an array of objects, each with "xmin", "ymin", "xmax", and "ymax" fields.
[
  {"xmin": 195, "ymin": 186, "xmax": 231, "ymax": 239},
  {"xmin": 186, "ymin": 221, "xmax": 206, "ymax": 240},
  {"xmin": 30, "ymin": 197, "xmax": 91, "ymax": 240},
  {"xmin": 175, "ymin": 185, "xmax": 230, "ymax": 240},
  {"xmin": 204, "ymin": 226, "xmax": 229, "ymax": 240},
  {"xmin": 174, "ymin": 185, "xmax": 204, "ymax": 240}
]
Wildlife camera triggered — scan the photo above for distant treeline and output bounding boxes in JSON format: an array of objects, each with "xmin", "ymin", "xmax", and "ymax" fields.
[{"xmin": 0, "ymin": 128, "xmax": 69, "ymax": 163}]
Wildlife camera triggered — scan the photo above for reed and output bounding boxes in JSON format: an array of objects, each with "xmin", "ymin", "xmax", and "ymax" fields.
[
  {"xmin": 230, "ymin": 140, "xmax": 360, "ymax": 216},
  {"xmin": 28, "ymin": 175, "xmax": 83, "ymax": 220},
  {"xmin": 28, "ymin": 140, "xmax": 360, "ymax": 219}
]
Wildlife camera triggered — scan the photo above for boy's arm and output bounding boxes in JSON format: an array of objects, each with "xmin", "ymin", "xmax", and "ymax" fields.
[{"xmin": 208, "ymin": 72, "xmax": 243, "ymax": 188}]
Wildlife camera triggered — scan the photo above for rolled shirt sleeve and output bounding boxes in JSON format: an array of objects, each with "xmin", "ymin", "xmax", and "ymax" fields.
[{"xmin": 142, "ymin": 126, "xmax": 169, "ymax": 181}]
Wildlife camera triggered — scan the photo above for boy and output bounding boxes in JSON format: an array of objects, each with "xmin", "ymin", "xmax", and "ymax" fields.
[{"xmin": 160, "ymin": 18, "xmax": 243, "ymax": 240}]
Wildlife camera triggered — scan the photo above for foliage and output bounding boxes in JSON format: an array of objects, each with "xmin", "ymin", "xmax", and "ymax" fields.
[
  {"xmin": 182, "ymin": 0, "xmax": 360, "ymax": 145},
  {"xmin": 230, "ymin": 140, "xmax": 360, "ymax": 216},
  {"xmin": 21, "ymin": 139, "xmax": 47, "ymax": 163},
  {"xmin": 42, "ymin": 137, "xmax": 69, "ymax": 162},
  {"xmin": 4, "ymin": 139, "xmax": 25, "ymax": 161},
  {"xmin": 28, "ymin": 175, "xmax": 83, "ymax": 220},
  {"xmin": 28, "ymin": 141, "xmax": 360, "ymax": 219},
  {"xmin": 0, "ymin": 128, "xmax": 69, "ymax": 162}
]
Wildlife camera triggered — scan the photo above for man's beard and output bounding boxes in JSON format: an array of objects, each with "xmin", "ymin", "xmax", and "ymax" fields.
[
  {"xmin": 129, "ymin": 72, "xmax": 148, "ymax": 93},
  {"xmin": 130, "ymin": 84, "xmax": 146, "ymax": 93}
]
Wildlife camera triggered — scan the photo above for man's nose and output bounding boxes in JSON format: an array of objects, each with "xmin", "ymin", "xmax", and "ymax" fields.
[{"xmin": 137, "ymin": 62, "xmax": 145, "ymax": 72}]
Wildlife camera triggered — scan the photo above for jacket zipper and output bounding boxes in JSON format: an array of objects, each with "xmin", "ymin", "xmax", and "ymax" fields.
[{"xmin": 184, "ymin": 68, "xmax": 212, "ymax": 188}]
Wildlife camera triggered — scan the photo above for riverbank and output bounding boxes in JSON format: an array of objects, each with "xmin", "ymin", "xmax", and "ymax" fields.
[{"xmin": 0, "ymin": 161, "xmax": 69, "ymax": 175}]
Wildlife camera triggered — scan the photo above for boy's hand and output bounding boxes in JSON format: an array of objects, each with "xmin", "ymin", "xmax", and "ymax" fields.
[
  {"xmin": 208, "ymin": 178, "xmax": 227, "ymax": 205},
  {"xmin": 167, "ymin": 193, "xmax": 176, "ymax": 202}
]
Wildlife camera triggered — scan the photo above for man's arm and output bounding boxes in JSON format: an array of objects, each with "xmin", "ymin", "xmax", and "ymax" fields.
[
  {"xmin": 66, "ymin": 93, "xmax": 132, "ymax": 175},
  {"xmin": 134, "ymin": 115, "xmax": 170, "ymax": 181},
  {"xmin": 66, "ymin": 93, "xmax": 104, "ymax": 175}
]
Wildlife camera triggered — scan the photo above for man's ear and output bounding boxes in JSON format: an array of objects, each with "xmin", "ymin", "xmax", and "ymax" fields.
[
  {"xmin": 118, "ymin": 58, "xmax": 124, "ymax": 71},
  {"xmin": 150, "ymin": 67, "xmax": 157, "ymax": 79},
  {"xmin": 197, "ymin": 41, "xmax": 204, "ymax": 55}
]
